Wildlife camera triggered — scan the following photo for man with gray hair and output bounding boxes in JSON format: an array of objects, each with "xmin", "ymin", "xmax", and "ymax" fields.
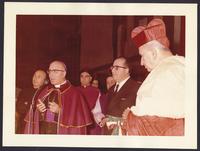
[{"xmin": 122, "ymin": 18, "xmax": 185, "ymax": 136}]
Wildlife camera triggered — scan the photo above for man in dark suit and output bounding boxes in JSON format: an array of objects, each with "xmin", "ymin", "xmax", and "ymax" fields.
[{"xmin": 100, "ymin": 57, "xmax": 140, "ymax": 135}]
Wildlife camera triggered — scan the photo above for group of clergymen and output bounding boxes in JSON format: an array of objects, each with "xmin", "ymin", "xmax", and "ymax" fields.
[{"xmin": 16, "ymin": 18, "xmax": 185, "ymax": 136}]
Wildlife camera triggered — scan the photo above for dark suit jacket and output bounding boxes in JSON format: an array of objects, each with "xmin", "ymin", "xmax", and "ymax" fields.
[{"xmin": 106, "ymin": 78, "xmax": 141, "ymax": 117}]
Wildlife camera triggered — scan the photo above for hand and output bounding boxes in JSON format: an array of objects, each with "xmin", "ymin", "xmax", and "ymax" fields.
[
  {"xmin": 121, "ymin": 108, "xmax": 131, "ymax": 130},
  {"xmin": 99, "ymin": 117, "xmax": 108, "ymax": 127},
  {"xmin": 107, "ymin": 124, "xmax": 116, "ymax": 130},
  {"xmin": 36, "ymin": 99, "xmax": 47, "ymax": 113},
  {"xmin": 122, "ymin": 107, "xmax": 130, "ymax": 120},
  {"xmin": 48, "ymin": 102, "xmax": 60, "ymax": 113}
]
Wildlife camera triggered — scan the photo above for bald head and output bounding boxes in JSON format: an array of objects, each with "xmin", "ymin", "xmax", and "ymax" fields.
[
  {"xmin": 48, "ymin": 60, "xmax": 67, "ymax": 85},
  {"xmin": 49, "ymin": 60, "xmax": 67, "ymax": 71},
  {"xmin": 32, "ymin": 70, "xmax": 47, "ymax": 89}
]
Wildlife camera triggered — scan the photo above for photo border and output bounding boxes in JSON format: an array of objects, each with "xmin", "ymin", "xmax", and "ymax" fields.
[{"xmin": 1, "ymin": 1, "xmax": 199, "ymax": 150}]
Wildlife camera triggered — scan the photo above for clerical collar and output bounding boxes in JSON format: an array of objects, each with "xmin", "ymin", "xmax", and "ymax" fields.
[
  {"xmin": 82, "ymin": 85, "xmax": 90, "ymax": 88},
  {"xmin": 115, "ymin": 76, "xmax": 130, "ymax": 92},
  {"xmin": 54, "ymin": 80, "xmax": 67, "ymax": 88}
]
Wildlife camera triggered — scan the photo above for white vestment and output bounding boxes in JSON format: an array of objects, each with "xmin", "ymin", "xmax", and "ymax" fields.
[{"xmin": 131, "ymin": 55, "xmax": 185, "ymax": 118}]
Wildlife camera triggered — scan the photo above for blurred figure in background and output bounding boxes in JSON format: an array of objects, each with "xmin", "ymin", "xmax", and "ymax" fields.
[
  {"xmin": 99, "ymin": 75, "xmax": 116, "ymax": 116},
  {"xmin": 106, "ymin": 76, "xmax": 116, "ymax": 90},
  {"xmin": 16, "ymin": 69, "xmax": 47, "ymax": 134},
  {"xmin": 77, "ymin": 69, "xmax": 102, "ymax": 135},
  {"xmin": 96, "ymin": 75, "xmax": 116, "ymax": 134},
  {"xmin": 91, "ymin": 79, "xmax": 99, "ymax": 88},
  {"xmin": 15, "ymin": 87, "xmax": 22, "ymax": 133}
]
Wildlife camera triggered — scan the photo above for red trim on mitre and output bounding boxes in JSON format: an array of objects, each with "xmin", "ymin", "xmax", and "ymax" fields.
[
  {"xmin": 132, "ymin": 30, "xmax": 149, "ymax": 48},
  {"xmin": 132, "ymin": 23, "xmax": 164, "ymax": 48},
  {"xmin": 131, "ymin": 18, "xmax": 170, "ymax": 48}
]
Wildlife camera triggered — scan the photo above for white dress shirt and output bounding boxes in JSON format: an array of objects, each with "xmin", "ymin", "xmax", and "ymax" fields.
[
  {"xmin": 115, "ymin": 76, "xmax": 130, "ymax": 92},
  {"xmin": 54, "ymin": 80, "xmax": 67, "ymax": 88}
]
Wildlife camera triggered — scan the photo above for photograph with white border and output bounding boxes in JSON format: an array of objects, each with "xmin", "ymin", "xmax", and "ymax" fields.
[{"xmin": 3, "ymin": 2, "xmax": 197, "ymax": 149}]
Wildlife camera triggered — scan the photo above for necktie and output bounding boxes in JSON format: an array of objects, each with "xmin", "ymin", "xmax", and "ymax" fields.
[{"xmin": 114, "ymin": 84, "xmax": 119, "ymax": 93}]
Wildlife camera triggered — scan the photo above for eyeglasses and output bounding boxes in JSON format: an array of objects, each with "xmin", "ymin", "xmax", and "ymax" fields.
[
  {"xmin": 110, "ymin": 65, "xmax": 127, "ymax": 71},
  {"xmin": 47, "ymin": 69, "xmax": 65, "ymax": 74}
]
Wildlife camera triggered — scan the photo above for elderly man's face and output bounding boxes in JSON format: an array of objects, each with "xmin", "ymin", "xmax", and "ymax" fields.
[
  {"xmin": 111, "ymin": 58, "xmax": 129, "ymax": 83},
  {"xmin": 139, "ymin": 44, "xmax": 156, "ymax": 72},
  {"xmin": 48, "ymin": 62, "xmax": 66, "ymax": 85},
  {"xmin": 106, "ymin": 76, "xmax": 116, "ymax": 90},
  {"xmin": 80, "ymin": 72, "xmax": 92, "ymax": 87},
  {"xmin": 32, "ymin": 70, "xmax": 46, "ymax": 89}
]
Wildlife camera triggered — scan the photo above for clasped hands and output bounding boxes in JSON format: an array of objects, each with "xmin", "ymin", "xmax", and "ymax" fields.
[{"xmin": 36, "ymin": 99, "xmax": 60, "ymax": 114}]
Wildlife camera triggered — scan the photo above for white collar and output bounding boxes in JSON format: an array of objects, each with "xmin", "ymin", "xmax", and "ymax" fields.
[
  {"xmin": 54, "ymin": 80, "xmax": 67, "ymax": 88},
  {"xmin": 115, "ymin": 76, "xmax": 130, "ymax": 92}
]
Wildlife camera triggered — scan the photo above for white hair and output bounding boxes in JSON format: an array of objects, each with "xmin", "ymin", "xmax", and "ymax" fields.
[{"xmin": 141, "ymin": 40, "xmax": 170, "ymax": 52}]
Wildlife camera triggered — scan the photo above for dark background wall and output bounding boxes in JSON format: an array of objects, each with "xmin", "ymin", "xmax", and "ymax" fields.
[
  {"xmin": 16, "ymin": 15, "xmax": 185, "ymax": 91},
  {"xmin": 16, "ymin": 15, "xmax": 81, "ymax": 87}
]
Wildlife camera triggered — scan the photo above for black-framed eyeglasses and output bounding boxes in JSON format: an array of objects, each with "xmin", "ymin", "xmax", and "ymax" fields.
[
  {"xmin": 47, "ymin": 69, "xmax": 65, "ymax": 74},
  {"xmin": 110, "ymin": 65, "xmax": 127, "ymax": 71}
]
